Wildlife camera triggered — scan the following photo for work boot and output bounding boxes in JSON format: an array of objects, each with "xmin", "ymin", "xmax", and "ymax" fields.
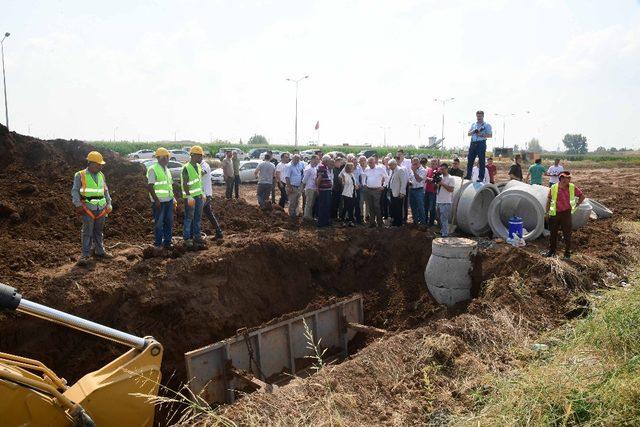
[
  {"xmin": 76, "ymin": 256, "xmax": 90, "ymax": 267},
  {"xmin": 194, "ymin": 239, "xmax": 208, "ymax": 250},
  {"xmin": 563, "ymin": 251, "xmax": 571, "ymax": 260},
  {"xmin": 95, "ymin": 251, "xmax": 114, "ymax": 260},
  {"xmin": 183, "ymin": 239, "xmax": 194, "ymax": 249},
  {"xmin": 543, "ymin": 251, "xmax": 556, "ymax": 258}
]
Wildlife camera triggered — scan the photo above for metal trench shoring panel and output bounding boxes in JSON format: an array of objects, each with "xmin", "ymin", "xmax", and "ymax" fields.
[{"xmin": 184, "ymin": 294, "xmax": 364, "ymax": 405}]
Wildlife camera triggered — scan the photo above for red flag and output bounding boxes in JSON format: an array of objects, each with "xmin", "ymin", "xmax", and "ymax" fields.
[{"xmin": 314, "ymin": 121, "xmax": 320, "ymax": 130}]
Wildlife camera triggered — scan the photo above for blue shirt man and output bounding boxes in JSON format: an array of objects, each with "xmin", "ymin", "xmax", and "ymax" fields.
[
  {"xmin": 284, "ymin": 158, "xmax": 305, "ymax": 187},
  {"xmin": 466, "ymin": 110, "xmax": 492, "ymax": 182}
]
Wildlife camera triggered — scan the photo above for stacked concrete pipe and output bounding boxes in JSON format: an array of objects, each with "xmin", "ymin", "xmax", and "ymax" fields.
[
  {"xmin": 425, "ymin": 237, "xmax": 478, "ymax": 306},
  {"xmin": 452, "ymin": 181, "xmax": 500, "ymax": 236},
  {"xmin": 488, "ymin": 180, "xmax": 592, "ymax": 241}
]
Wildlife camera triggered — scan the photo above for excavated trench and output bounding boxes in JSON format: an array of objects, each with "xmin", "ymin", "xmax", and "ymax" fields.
[{"xmin": 0, "ymin": 227, "xmax": 460, "ymax": 389}]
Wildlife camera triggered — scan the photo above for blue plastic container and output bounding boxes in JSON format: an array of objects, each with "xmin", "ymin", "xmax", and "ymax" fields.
[{"xmin": 508, "ymin": 216, "xmax": 523, "ymax": 239}]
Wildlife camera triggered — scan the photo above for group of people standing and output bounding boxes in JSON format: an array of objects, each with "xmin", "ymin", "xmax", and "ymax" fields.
[
  {"xmin": 253, "ymin": 148, "xmax": 461, "ymax": 236},
  {"xmin": 69, "ymin": 110, "xmax": 584, "ymax": 265}
]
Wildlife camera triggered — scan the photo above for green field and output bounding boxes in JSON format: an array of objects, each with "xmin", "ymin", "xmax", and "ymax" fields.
[{"xmin": 89, "ymin": 140, "xmax": 449, "ymax": 159}]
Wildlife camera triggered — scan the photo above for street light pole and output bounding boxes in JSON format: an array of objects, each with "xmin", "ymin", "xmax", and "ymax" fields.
[
  {"xmin": 379, "ymin": 126, "xmax": 390, "ymax": 147},
  {"xmin": 1, "ymin": 32, "xmax": 10, "ymax": 131},
  {"xmin": 413, "ymin": 124, "xmax": 425, "ymax": 144},
  {"xmin": 286, "ymin": 75, "xmax": 309, "ymax": 148},
  {"xmin": 494, "ymin": 111, "xmax": 530, "ymax": 148},
  {"xmin": 434, "ymin": 97, "xmax": 455, "ymax": 150}
]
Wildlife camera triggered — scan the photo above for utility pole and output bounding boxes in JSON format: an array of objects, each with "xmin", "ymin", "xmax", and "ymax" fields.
[
  {"xmin": 494, "ymin": 111, "xmax": 530, "ymax": 148},
  {"xmin": 413, "ymin": 123, "xmax": 425, "ymax": 145},
  {"xmin": 1, "ymin": 32, "xmax": 11, "ymax": 130},
  {"xmin": 434, "ymin": 97, "xmax": 455, "ymax": 150},
  {"xmin": 286, "ymin": 75, "xmax": 309, "ymax": 148},
  {"xmin": 379, "ymin": 126, "xmax": 390, "ymax": 147}
]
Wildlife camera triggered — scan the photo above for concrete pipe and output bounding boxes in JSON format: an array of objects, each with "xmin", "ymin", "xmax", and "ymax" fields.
[
  {"xmin": 572, "ymin": 202, "xmax": 593, "ymax": 229},
  {"xmin": 585, "ymin": 198, "xmax": 613, "ymax": 219},
  {"xmin": 425, "ymin": 237, "xmax": 478, "ymax": 306},
  {"xmin": 488, "ymin": 181, "xmax": 549, "ymax": 241},
  {"xmin": 453, "ymin": 181, "xmax": 500, "ymax": 236}
]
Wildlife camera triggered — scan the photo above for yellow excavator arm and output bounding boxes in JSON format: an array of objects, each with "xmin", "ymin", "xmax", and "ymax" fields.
[{"xmin": 0, "ymin": 283, "xmax": 163, "ymax": 426}]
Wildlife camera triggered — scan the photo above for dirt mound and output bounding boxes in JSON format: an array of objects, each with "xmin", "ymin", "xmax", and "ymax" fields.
[{"xmin": 0, "ymin": 126, "xmax": 298, "ymax": 272}]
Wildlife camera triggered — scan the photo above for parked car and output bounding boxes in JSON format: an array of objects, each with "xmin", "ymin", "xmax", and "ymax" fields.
[
  {"xmin": 248, "ymin": 148, "xmax": 269, "ymax": 159},
  {"xmin": 215, "ymin": 148, "xmax": 247, "ymax": 160},
  {"xmin": 357, "ymin": 149, "xmax": 378, "ymax": 159},
  {"xmin": 326, "ymin": 151, "xmax": 347, "ymax": 159},
  {"xmin": 299, "ymin": 149, "xmax": 316, "ymax": 161},
  {"xmin": 127, "ymin": 149, "xmax": 155, "ymax": 160},
  {"xmin": 140, "ymin": 159, "xmax": 184, "ymax": 181},
  {"xmin": 211, "ymin": 160, "xmax": 260, "ymax": 185},
  {"xmin": 211, "ymin": 168, "xmax": 225, "ymax": 185},
  {"xmin": 168, "ymin": 149, "xmax": 190, "ymax": 163}
]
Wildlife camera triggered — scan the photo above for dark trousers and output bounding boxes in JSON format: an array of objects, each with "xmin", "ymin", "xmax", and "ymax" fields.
[
  {"xmin": 332, "ymin": 185, "xmax": 343, "ymax": 219},
  {"xmin": 403, "ymin": 183, "xmax": 410, "ymax": 222},
  {"xmin": 232, "ymin": 175, "xmax": 240, "ymax": 198},
  {"xmin": 354, "ymin": 189, "xmax": 363, "ymax": 224},
  {"xmin": 390, "ymin": 195, "xmax": 404, "ymax": 226},
  {"xmin": 278, "ymin": 181, "xmax": 288, "ymax": 208},
  {"xmin": 342, "ymin": 195, "xmax": 355, "ymax": 223},
  {"xmin": 225, "ymin": 177, "xmax": 234, "ymax": 199},
  {"xmin": 424, "ymin": 191, "xmax": 437, "ymax": 225},
  {"xmin": 203, "ymin": 198, "xmax": 223, "ymax": 233},
  {"xmin": 466, "ymin": 140, "xmax": 487, "ymax": 181},
  {"xmin": 271, "ymin": 179, "xmax": 277, "ymax": 203},
  {"xmin": 380, "ymin": 188, "xmax": 389, "ymax": 219},
  {"xmin": 549, "ymin": 210, "xmax": 572, "ymax": 255},
  {"xmin": 317, "ymin": 190, "xmax": 333, "ymax": 227},
  {"xmin": 151, "ymin": 201, "xmax": 174, "ymax": 247}
]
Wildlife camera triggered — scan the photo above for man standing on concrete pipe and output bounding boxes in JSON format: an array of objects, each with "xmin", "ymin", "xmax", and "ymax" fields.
[
  {"xmin": 465, "ymin": 110, "xmax": 493, "ymax": 182},
  {"xmin": 545, "ymin": 171, "xmax": 585, "ymax": 259}
]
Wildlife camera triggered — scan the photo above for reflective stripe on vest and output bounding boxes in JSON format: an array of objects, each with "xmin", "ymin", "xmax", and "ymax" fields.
[
  {"xmin": 76, "ymin": 169, "xmax": 106, "ymax": 208},
  {"xmin": 147, "ymin": 163, "xmax": 174, "ymax": 198},
  {"xmin": 180, "ymin": 162, "xmax": 203, "ymax": 198},
  {"xmin": 549, "ymin": 183, "xmax": 576, "ymax": 216}
]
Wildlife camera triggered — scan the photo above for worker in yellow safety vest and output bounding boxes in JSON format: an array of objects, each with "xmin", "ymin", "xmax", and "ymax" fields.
[
  {"xmin": 544, "ymin": 171, "xmax": 585, "ymax": 259},
  {"xmin": 181, "ymin": 146, "xmax": 206, "ymax": 249},
  {"xmin": 71, "ymin": 151, "xmax": 113, "ymax": 266},
  {"xmin": 147, "ymin": 147, "xmax": 175, "ymax": 249}
]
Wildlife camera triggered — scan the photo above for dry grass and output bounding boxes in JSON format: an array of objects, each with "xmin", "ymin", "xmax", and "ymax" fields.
[{"xmin": 457, "ymin": 272, "xmax": 640, "ymax": 426}]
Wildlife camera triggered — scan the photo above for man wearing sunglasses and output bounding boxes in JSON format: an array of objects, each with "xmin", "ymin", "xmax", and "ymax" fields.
[{"xmin": 545, "ymin": 171, "xmax": 585, "ymax": 259}]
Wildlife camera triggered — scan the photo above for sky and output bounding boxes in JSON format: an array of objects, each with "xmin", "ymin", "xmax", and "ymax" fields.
[{"xmin": 2, "ymin": 0, "xmax": 640, "ymax": 150}]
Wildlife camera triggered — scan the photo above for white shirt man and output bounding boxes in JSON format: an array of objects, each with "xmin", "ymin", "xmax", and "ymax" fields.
[
  {"xmin": 276, "ymin": 161, "xmax": 289, "ymax": 184},
  {"xmin": 547, "ymin": 161, "xmax": 564, "ymax": 186},
  {"xmin": 408, "ymin": 164, "xmax": 426, "ymax": 189},
  {"xmin": 200, "ymin": 160, "xmax": 213, "ymax": 198},
  {"xmin": 363, "ymin": 164, "xmax": 388, "ymax": 188},
  {"xmin": 471, "ymin": 166, "xmax": 491, "ymax": 184}
]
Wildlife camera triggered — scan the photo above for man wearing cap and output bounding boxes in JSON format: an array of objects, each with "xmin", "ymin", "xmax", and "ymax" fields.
[
  {"xmin": 181, "ymin": 146, "xmax": 206, "ymax": 249},
  {"xmin": 71, "ymin": 151, "xmax": 113, "ymax": 266},
  {"xmin": 147, "ymin": 148, "xmax": 175, "ymax": 249},
  {"xmin": 465, "ymin": 110, "xmax": 492, "ymax": 182},
  {"xmin": 545, "ymin": 171, "xmax": 585, "ymax": 259}
]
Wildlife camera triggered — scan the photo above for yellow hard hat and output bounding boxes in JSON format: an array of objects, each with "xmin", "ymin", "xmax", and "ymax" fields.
[
  {"xmin": 154, "ymin": 147, "xmax": 170, "ymax": 158},
  {"xmin": 86, "ymin": 151, "xmax": 105, "ymax": 165},
  {"xmin": 190, "ymin": 145, "xmax": 204, "ymax": 155}
]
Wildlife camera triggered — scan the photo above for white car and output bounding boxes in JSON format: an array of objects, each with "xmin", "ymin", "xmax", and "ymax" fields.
[
  {"xmin": 127, "ymin": 149, "xmax": 155, "ymax": 160},
  {"xmin": 211, "ymin": 160, "xmax": 260, "ymax": 185},
  {"xmin": 168, "ymin": 149, "xmax": 190, "ymax": 163},
  {"xmin": 215, "ymin": 148, "xmax": 247, "ymax": 160}
]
